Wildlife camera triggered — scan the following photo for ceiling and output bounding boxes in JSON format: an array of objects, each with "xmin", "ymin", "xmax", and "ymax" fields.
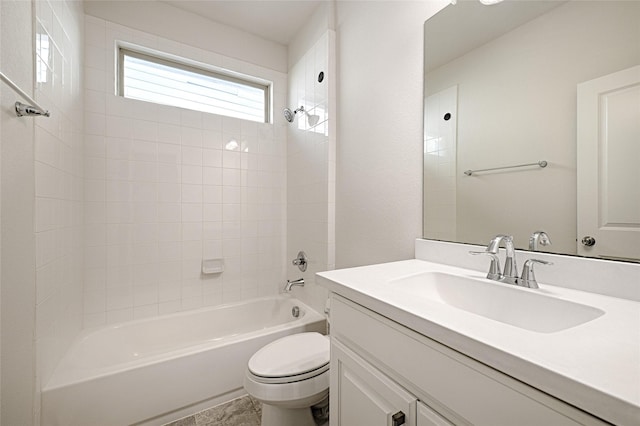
[
  {"xmin": 424, "ymin": 0, "xmax": 565, "ymax": 72},
  {"xmin": 163, "ymin": 0, "xmax": 323, "ymax": 46}
]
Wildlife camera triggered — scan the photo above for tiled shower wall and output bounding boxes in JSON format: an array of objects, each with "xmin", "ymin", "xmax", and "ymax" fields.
[
  {"xmin": 286, "ymin": 31, "xmax": 336, "ymax": 315},
  {"xmin": 82, "ymin": 16, "xmax": 288, "ymax": 327},
  {"xmin": 33, "ymin": 0, "xmax": 85, "ymax": 417}
]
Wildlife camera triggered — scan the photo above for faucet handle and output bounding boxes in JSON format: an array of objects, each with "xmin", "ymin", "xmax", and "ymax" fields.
[
  {"xmin": 469, "ymin": 251, "xmax": 502, "ymax": 280},
  {"xmin": 520, "ymin": 259, "xmax": 553, "ymax": 289}
]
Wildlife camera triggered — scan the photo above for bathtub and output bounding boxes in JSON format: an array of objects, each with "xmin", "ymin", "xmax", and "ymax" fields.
[{"xmin": 41, "ymin": 296, "xmax": 325, "ymax": 426}]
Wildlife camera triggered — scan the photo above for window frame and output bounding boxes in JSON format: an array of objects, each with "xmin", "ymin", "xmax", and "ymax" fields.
[{"xmin": 117, "ymin": 46, "xmax": 271, "ymax": 123}]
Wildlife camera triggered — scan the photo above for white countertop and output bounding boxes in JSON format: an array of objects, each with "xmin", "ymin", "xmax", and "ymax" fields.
[{"xmin": 317, "ymin": 259, "xmax": 640, "ymax": 426}]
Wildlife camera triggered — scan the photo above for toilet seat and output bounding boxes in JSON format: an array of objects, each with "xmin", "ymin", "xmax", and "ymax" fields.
[
  {"xmin": 248, "ymin": 363, "xmax": 329, "ymax": 384},
  {"xmin": 247, "ymin": 332, "xmax": 330, "ymax": 384}
]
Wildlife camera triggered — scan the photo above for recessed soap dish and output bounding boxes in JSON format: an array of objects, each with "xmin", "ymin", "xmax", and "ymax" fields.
[{"xmin": 202, "ymin": 259, "xmax": 224, "ymax": 274}]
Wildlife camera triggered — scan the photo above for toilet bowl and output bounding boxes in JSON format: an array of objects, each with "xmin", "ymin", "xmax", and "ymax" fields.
[{"xmin": 244, "ymin": 332, "xmax": 330, "ymax": 426}]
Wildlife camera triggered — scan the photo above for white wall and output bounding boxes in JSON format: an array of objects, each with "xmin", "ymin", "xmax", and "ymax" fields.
[
  {"xmin": 82, "ymin": 16, "xmax": 289, "ymax": 326},
  {"xmin": 334, "ymin": 0, "xmax": 447, "ymax": 268},
  {"xmin": 426, "ymin": 1, "xmax": 640, "ymax": 254},
  {"xmin": 84, "ymin": 0, "xmax": 288, "ymax": 74},
  {"xmin": 1, "ymin": 1, "xmax": 36, "ymax": 424}
]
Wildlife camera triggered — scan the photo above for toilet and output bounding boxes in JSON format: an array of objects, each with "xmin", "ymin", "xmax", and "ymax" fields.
[{"xmin": 244, "ymin": 332, "xmax": 330, "ymax": 426}]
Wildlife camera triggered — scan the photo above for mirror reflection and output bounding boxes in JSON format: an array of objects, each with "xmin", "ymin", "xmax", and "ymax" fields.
[{"xmin": 423, "ymin": 0, "xmax": 640, "ymax": 260}]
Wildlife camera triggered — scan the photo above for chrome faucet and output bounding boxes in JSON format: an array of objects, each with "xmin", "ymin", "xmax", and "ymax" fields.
[
  {"xmin": 529, "ymin": 231, "xmax": 551, "ymax": 251},
  {"xmin": 486, "ymin": 234, "xmax": 519, "ymax": 285},
  {"xmin": 284, "ymin": 278, "xmax": 305, "ymax": 292},
  {"xmin": 471, "ymin": 234, "xmax": 554, "ymax": 289}
]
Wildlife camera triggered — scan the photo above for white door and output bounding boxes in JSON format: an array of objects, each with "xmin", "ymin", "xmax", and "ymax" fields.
[
  {"xmin": 331, "ymin": 340, "xmax": 416, "ymax": 426},
  {"xmin": 577, "ymin": 65, "xmax": 640, "ymax": 260}
]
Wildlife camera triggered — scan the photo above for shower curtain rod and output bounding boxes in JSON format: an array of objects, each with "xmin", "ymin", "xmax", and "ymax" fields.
[{"xmin": 0, "ymin": 70, "xmax": 50, "ymax": 117}]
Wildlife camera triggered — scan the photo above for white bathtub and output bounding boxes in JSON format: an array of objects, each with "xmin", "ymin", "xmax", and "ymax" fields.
[{"xmin": 41, "ymin": 296, "xmax": 326, "ymax": 426}]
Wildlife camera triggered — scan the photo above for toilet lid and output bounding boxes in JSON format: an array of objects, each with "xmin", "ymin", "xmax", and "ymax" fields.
[{"xmin": 248, "ymin": 332, "xmax": 329, "ymax": 378}]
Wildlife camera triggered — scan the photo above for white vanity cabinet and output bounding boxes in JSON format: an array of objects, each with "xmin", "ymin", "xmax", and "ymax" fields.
[
  {"xmin": 329, "ymin": 294, "xmax": 608, "ymax": 426},
  {"xmin": 332, "ymin": 341, "xmax": 417, "ymax": 426},
  {"xmin": 332, "ymin": 339, "xmax": 454, "ymax": 426},
  {"xmin": 332, "ymin": 338, "xmax": 454, "ymax": 426}
]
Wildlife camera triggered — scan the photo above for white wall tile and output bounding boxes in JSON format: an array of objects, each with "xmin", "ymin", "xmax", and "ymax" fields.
[
  {"xmin": 157, "ymin": 124, "xmax": 182, "ymax": 145},
  {"xmin": 134, "ymin": 304, "xmax": 159, "ymax": 320},
  {"xmin": 181, "ymin": 127, "xmax": 203, "ymax": 147},
  {"xmin": 33, "ymin": 0, "xmax": 85, "ymax": 394},
  {"xmin": 132, "ymin": 140, "xmax": 158, "ymax": 161},
  {"xmin": 182, "ymin": 147, "xmax": 203, "ymax": 166},
  {"xmin": 157, "ymin": 143, "xmax": 181, "ymax": 164},
  {"xmin": 223, "ymin": 150, "xmax": 241, "ymax": 169},
  {"xmin": 133, "ymin": 203, "xmax": 157, "ymax": 223},
  {"xmin": 133, "ymin": 121, "xmax": 158, "ymax": 142},
  {"xmin": 222, "ymin": 168, "xmax": 241, "ymax": 186},
  {"xmin": 182, "ymin": 165, "xmax": 203, "ymax": 184},
  {"xmin": 203, "ymin": 130, "xmax": 223, "ymax": 150},
  {"xmin": 181, "ymin": 204, "xmax": 203, "ymax": 222},
  {"xmin": 203, "ymin": 186, "xmax": 223, "ymax": 204},
  {"xmin": 158, "ymin": 203, "xmax": 181, "ymax": 222},
  {"xmin": 107, "ymin": 308, "xmax": 134, "ymax": 324},
  {"xmin": 157, "ymin": 163, "xmax": 181, "ymax": 183},
  {"xmin": 82, "ymin": 16, "xmax": 287, "ymax": 324},
  {"xmin": 203, "ymin": 167, "xmax": 223, "ymax": 185}
]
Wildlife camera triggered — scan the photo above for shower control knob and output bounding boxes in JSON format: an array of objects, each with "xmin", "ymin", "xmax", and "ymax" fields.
[
  {"xmin": 292, "ymin": 251, "xmax": 308, "ymax": 272},
  {"xmin": 581, "ymin": 236, "xmax": 596, "ymax": 247}
]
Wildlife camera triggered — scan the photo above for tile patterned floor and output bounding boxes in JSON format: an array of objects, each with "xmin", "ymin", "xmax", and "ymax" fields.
[{"xmin": 165, "ymin": 395, "xmax": 262, "ymax": 426}]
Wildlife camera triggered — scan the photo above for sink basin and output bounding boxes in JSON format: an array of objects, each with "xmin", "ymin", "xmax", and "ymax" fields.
[{"xmin": 388, "ymin": 272, "xmax": 605, "ymax": 333}]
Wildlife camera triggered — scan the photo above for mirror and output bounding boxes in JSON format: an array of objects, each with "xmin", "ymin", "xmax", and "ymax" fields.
[{"xmin": 423, "ymin": 0, "xmax": 640, "ymax": 260}]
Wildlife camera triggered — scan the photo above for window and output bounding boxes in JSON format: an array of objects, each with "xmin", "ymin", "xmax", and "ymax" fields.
[{"xmin": 118, "ymin": 47, "xmax": 270, "ymax": 123}]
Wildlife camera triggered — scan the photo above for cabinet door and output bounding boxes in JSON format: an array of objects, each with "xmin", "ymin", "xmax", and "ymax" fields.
[
  {"xmin": 331, "ymin": 340, "xmax": 416, "ymax": 426},
  {"xmin": 417, "ymin": 402, "xmax": 453, "ymax": 426}
]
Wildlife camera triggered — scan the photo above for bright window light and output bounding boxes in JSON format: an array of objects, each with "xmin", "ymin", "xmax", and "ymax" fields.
[{"xmin": 119, "ymin": 48, "xmax": 270, "ymax": 123}]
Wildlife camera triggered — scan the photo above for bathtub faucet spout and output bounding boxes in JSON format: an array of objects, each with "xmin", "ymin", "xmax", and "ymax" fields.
[{"xmin": 285, "ymin": 278, "xmax": 305, "ymax": 292}]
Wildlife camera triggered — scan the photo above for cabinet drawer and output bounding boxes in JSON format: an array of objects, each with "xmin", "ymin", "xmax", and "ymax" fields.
[{"xmin": 331, "ymin": 295, "xmax": 606, "ymax": 426}]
